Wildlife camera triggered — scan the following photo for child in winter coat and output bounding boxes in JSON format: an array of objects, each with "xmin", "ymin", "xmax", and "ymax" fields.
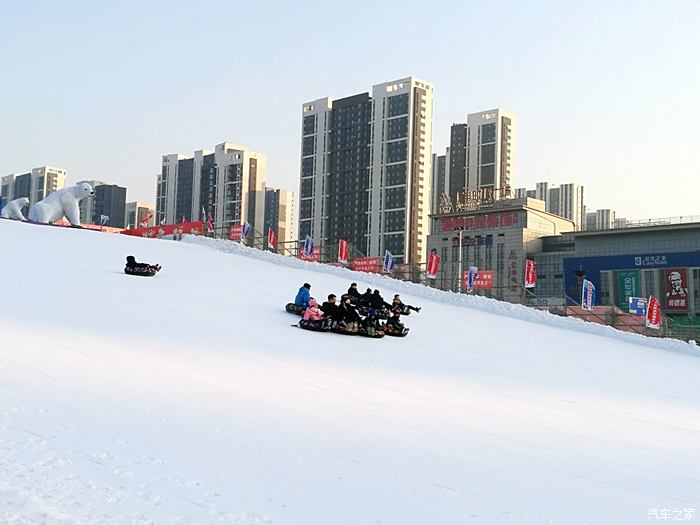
[
  {"xmin": 392, "ymin": 294, "xmax": 421, "ymax": 313},
  {"xmin": 385, "ymin": 308, "xmax": 406, "ymax": 332},
  {"xmin": 303, "ymin": 298, "xmax": 324, "ymax": 322}
]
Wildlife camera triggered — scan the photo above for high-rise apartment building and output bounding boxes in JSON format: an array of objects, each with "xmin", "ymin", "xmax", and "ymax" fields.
[
  {"xmin": 1, "ymin": 166, "xmax": 67, "ymax": 206},
  {"xmin": 448, "ymin": 109, "xmax": 515, "ymax": 207},
  {"xmin": 431, "ymin": 149, "xmax": 449, "ymax": 214},
  {"xmin": 157, "ymin": 143, "xmax": 266, "ymax": 238},
  {"xmin": 264, "ymin": 188, "xmax": 295, "ymax": 248},
  {"xmin": 93, "ymin": 184, "xmax": 127, "ymax": 228},
  {"xmin": 125, "ymin": 202, "xmax": 155, "ymax": 229},
  {"xmin": 299, "ymin": 77, "xmax": 433, "ymax": 265}
]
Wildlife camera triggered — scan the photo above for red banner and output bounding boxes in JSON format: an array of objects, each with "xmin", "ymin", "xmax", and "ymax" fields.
[
  {"xmin": 299, "ymin": 246, "xmax": 321, "ymax": 262},
  {"xmin": 351, "ymin": 257, "xmax": 381, "ymax": 273},
  {"xmin": 229, "ymin": 225, "xmax": 244, "ymax": 241},
  {"xmin": 472, "ymin": 270, "xmax": 493, "ymax": 289},
  {"xmin": 139, "ymin": 211, "xmax": 153, "ymax": 228},
  {"xmin": 121, "ymin": 221, "xmax": 203, "ymax": 238},
  {"xmin": 646, "ymin": 295, "xmax": 662, "ymax": 329},
  {"xmin": 525, "ymin": 259, "xmax": 537, "ymax": 288},
  {"xmin": 338, "ymin": 239, "xmax": 349, "ymax": 264},
  {"xmin": 426, "ymin": 251, "xmax": 440, "ymax": 279},
  {"xmin": 267, "ymin": 227, "xmax": 277, "ymax": 248},
  {"xmin": 663, "ymin": 268, "xmax": 688, "ymax": 311}
]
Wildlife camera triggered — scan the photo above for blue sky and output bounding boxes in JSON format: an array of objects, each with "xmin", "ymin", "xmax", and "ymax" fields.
[{"xmin": 2, "ymin": 0, "xmax": 698, "ymax": 219}]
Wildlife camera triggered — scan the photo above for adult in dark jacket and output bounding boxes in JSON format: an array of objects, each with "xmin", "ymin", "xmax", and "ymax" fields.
[
  {"xmin": 392, "ymin": 294, "xmax": 421, "ymax": 313},
  {"xmin": 385, "ymin": 308, "xmax": 406, "ymax": 332},
  {"xmin": 295, "ymin": 283, "xmax": 311, "ymax": 308},
  {"xmin": 368, "ymin": 289, "xmax": 392, "ymax": 310},
  {"xmin": 321, "ymin": 294, "xmax": 345, "ymax": 323},
  {"xmin": 125, "ymin": 256, "xmax": 161, "ymax": 272},
  {"xmin": 360, "ymin": 288, "xmax": 374, "ymax": 307},
  {"xmin": 347, "ymin": 283, "xmax": 361, "ymax": 300},
  {"xmin": 340, "ymin": 296, "xmax": 362, "ymax": 324}
]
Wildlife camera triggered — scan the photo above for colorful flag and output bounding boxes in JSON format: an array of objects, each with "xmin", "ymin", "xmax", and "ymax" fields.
[
  {"xmin": 581, "ymin": 279, "xmax": 595, "ymax": 311},
  {"xmin": 242, "ymin": 222, "xmax": 251, "ymax": 241},
  {"xmin": 464, "ymin": 266, "xmax": 479, "ymax": 292},
  {"xmin": 645, "ymin": 295, "xmax": 662, "ymax": 329},
  {"xmin": 207, "ymin": 214, "xmax": 214, "ymax": 234},
  {"xmin": 524, "ymin": 259, "xmax": 537, "ymax": 288},
  {"xmin": 139, "ymin": 210, "xmax": 153, "ymax": 228},
  {"xmin": 229, "ymin": 224, "xmax": 243, "ymax": 240},
  {"xmin": 99, "ymin": 214, "xmax": 109, "ymax": 226},
  {"xmin": 303, "ymin": 236, "xmax": 314, "ymax": 257},
  {"xmin": 268, "ymin": 227, "xmax": 277, "ymax": 249},
  {"xmin": 383, "ymin": 250, "xmax": 395, "ymax": 273},
  {"xmin": 628, "ymin": 297, "xmax": 648, "ymax": 316},
  {"xmin": 338, "ymin": 239, "xmax": 349, "ymax": 264},
  {"xmin": 426, "ymin": 249, "xmax": 440, "ymax": 279},
  {"xmin": 201, "ymin": 206, "xmax": 207, "ymax": 222}
]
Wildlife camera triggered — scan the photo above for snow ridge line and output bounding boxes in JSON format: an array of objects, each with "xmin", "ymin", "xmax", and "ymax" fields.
[{"xmin": 183, "ymin": 235, "xmax": 699, "ymax": 357}]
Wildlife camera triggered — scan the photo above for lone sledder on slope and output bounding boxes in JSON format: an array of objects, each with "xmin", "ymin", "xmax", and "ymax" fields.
[{"xmin": 124, "ymin": 255, "xmax": 161, "ymax": 277}]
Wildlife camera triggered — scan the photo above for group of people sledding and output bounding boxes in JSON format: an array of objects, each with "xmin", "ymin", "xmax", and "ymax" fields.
[{"xmin": 287, "ymin": 282, "xmax": 421, "ymax": 338}]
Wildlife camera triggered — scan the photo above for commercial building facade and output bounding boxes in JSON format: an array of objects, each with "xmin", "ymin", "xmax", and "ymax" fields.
[
  {"xmin": 531, "ymin": 223, "xmax": 700, "ymax": 318},
  {"xmin": 299, "ymin": 77, "xmax": 434, "ymax": 265},
  {"xmin": 427, "ymin": 197, "xmax": 575, "ymax": 303}
]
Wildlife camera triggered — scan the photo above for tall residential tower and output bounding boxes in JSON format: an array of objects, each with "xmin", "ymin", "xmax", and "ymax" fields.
[{"xmin": 298, "ymin": 77, "xmax": 433, "ymax": 265}]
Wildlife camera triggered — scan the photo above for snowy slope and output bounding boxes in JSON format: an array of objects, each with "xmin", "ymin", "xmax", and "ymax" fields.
[{"xmin": 1, "ymin": 219, "xmax": 699, "ymax": 525}]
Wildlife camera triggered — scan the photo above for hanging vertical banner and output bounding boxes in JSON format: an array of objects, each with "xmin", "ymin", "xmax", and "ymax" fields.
[
  {"xmin": 303, "ymin": 235, "xmax": 314, "ymax": 256},
  {"xmin": 617, "ymin": 270, "xmax": 640, "ymax": 310},
  {"xmin": 524, "ymin": 259, "xmax": 537, "ymax": 288},
  {"xmin": 426, "ymin": 249, "xmax": 440, "ymax": 279},
  {"xmin": 646, "ymin": 295, "xmax": 662, "ymax": 329},
  {"xmin": 267, "ymin": 227, "xmax": 277, "ymax": 249},
  {"xmin": 463, "ymin": 266, "xmax": 479, "ymax": 291},
  {"xmin": 581, "ymin": 279, "xmax": 596, "ymax": 311},
  {"xmin": 207, "ymin": 214, "xmax": 215, "ymax": 234},
  {"xmin": 337, "ymin": 239, "xmax": 349, "ymax": 264},
  {"xmin": 663, "ymin": 268, "xmax": 689, "ymax": 311},
  {"xmin": 241, "ymin": 222, "xmax": 251, "ymax": 242},
  {"xmin": 628, "ymin": 297, "xmax": 648, "ymax": 316},
  {"xmin": 383, "ymin": 250, "xmax": 395, "ymax": 273}
]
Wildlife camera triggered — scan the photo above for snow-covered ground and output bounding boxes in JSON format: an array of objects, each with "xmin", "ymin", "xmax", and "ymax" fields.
[{"xmin": 1, "ymin": 219, "xmax": 698, "ymax": 525}]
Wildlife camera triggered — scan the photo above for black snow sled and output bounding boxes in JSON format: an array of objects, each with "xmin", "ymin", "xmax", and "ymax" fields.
[
  {"xmin": 124, "ymin": 266, "xmax": 157, "ymax": 277},
  {"xmin": 358, "ymin": 325, "xmax": 385, "ymax": 338},
  {"xmin": 382, "ymin": 325, "xmax": 410, "ymax": 337},
  {"xmin": 299, "ymin": 319, "xmax": 331, "ymax": 332},
  {"xmin": 285, "ymin": 303, "xmax": 305, "ymax": 316},
  {"xmin": 330, "ymin": 321, "xmax": 359, "ymax": 335}
]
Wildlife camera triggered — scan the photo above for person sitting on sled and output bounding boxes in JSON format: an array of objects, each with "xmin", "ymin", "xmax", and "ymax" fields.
[
  {"xmin": 361, "ymin": 308, "xmax": 383, "ymax": 332},
  {"xmin": 295, "ymin": 283, "xmax": 312, "ymax": 308},
  {"xmin": 302, "ymin": 298, "xmax": 328, "ymax": 329},
  {"xmin": 368, "ymin": 289, "xmax": 392, "ymax": 311},
  {"xmin": 385, "ymin": 307, "xmax": 406, "ymax": 332},
  {"xmin": 340, "ymin": 295, "xmax": 362, "ymax": 325},
  {"xmin": 392, "ymin": 294, "xmax": 421, "ymax": 313},
  {"xmin": 125, "ymin": 255, "xmax": 161, "ymax": 272},
  {"xmin": 321, "ymin": 294, "xmax": 345, "ymax": 327},
  {"xmin": 346, "ymin": 283, "xmax": 362, "ymax": 302}
]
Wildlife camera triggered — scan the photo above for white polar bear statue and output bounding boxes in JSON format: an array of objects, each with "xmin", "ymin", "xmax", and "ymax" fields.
[
  {"xmin": 28, "ymin": 182, "xmax": 95, "ymax": 226},
  {"xmin": 1, "ymin": 197, "xmax": 30, "ymax": 220}
]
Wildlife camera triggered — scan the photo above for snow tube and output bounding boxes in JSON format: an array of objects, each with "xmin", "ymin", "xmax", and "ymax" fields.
[
  {"xmin": 299, "ymin": 319, "xmax": 331, "ymax": 332},
  {"xmin": 285, "ymin": 303, "xmax": 305, "ymax": 316},
  {"xmin": 331, "ymin": 321, "xmax": 359, "ymax": 335},
  {"xmin": 124, "ymin": 266, "xmax": 157, "ymax": 277},
  {"xmin": 358, "ymin": 326, "xmax": 385, "ymax": 338},
  {"xmin": 383, "ymin": 325, "xmax": 409, "ymax": 337}
]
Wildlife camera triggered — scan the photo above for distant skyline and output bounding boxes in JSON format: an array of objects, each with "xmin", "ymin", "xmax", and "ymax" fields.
[{"xmin": 2, "ymin": 0, "xmax": 699, "ymax": 220}]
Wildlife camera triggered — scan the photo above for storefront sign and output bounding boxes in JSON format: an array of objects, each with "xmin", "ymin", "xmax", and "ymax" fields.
[{"xmin": 617, "ymin": 270, "xmax": 640, "ymax": 310}]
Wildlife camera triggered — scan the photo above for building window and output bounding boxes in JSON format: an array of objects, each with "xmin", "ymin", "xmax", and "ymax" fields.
[
  {"xmin": 386, "ymin": 140, "xmax": 407, "ymax": 163},
  {"xmin": 384, "ymin": 187, "xmax": 406, "ymax": 209},
  {"xmin": 303, "ymin": 114, "xmax": 316, "ymax": 135},
  {"xmin": 387, "ymin": 93, "xmax": 409, "ymax": 117},
  {"xmin": 302, "ymin": 136, "xmax": 315, "ymax": 156},
  {"xmin": 384, "ymin": 164, "xmax": 406, "ymax": 186},
  {"xmin": 481, "ymin": 123, "xmax": 496, "ymax": 143},
  {"xmin": 387, "ymin": 117, "xmax": 408, "ymax": 140}
]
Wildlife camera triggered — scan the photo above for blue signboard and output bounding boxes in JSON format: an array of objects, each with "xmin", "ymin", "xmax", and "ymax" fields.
[
  {"xmin": 628, "ymin": 297, "xmax": 647, "ymax": 316},
  {"xmin": 563, "ymin": 251, "xmax": 700, "ymax": 305}
]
